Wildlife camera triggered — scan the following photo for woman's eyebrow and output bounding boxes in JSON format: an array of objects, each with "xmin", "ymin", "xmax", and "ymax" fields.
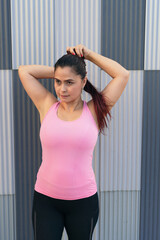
[{"xmin": 54, "ymin": 78, "xmax": 74, "ymax": 82}]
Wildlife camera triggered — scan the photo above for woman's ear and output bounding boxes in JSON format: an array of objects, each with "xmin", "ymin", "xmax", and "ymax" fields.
[
  {"xmin": 83, "ymin": 77, "xmax": 87, "ymax": 88},
  {"xmin": 82, "ymin": 75, "xmax": 87, "ymax": 87}
]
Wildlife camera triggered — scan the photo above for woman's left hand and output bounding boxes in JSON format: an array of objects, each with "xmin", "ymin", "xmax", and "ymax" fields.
[{"xmin": 66, "ymin": 44, "xmax": 92, "ymax": 60}]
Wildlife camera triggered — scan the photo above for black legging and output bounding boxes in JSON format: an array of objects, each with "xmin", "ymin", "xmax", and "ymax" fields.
[{"xmin": 32, "ymin": 190, "xmax": 99, "ymax": 240}]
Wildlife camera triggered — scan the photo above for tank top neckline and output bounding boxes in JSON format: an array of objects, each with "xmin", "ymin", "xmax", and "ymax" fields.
[{"xmin": 55, "ymin": 100, "xmax": 86, "ymax": 123}]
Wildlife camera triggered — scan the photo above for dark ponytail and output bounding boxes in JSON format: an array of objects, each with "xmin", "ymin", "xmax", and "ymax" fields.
[{"xmin": 54, "ymin": 53, "xmax": 113, "ymax": 135}]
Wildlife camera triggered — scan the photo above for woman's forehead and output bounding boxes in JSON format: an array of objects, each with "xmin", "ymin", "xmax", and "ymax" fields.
[
  {"xmin": 54, "ymin": 67, "xmax": 79, "ymax": 79},
  {"xmin": 55, "ymin": 66, "xmax": 75, "ymax": 74}
]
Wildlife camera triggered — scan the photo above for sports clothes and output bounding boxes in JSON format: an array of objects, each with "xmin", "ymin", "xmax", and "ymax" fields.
[
  {"xmin": 32, "ymin": 190, "xmax": 99, "ymax": 240},
  {"xmin": 34, "ymin": 100, "xmax": 99, "ymax": 200}
]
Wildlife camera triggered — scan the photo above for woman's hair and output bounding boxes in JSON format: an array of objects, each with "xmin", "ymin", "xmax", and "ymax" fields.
[{"xmin": 54, "ymin": 52, "xmax": 113, "ymax": 135}]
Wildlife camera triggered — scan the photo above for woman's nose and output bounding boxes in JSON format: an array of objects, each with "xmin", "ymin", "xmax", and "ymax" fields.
[{"xmin": 61, "ymin": 84, "xmax": 67, "ymax": 91}]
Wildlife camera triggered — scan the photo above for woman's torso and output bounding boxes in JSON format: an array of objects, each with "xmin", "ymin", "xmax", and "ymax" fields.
[{"xmin": 35, "ymin": 96, "xmax": 99, "ymax": 200}]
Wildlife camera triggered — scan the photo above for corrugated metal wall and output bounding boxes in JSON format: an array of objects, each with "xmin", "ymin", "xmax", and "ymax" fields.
[
  {"xmin": 140, "ymin": 73, "xmax": 160, "ymax": 240},
  {"xmin": 139, "ymin": 0, "xmax": 160, "ymax": 238},
  {"xmin": 100, "ymin": 71, "xmax": 143, "ymax": 191},
  {"xmin": 0, "ymin": 70, "xmax": 16, "ymax": 240},
  {"xmin": 101, "ymin": 0, "xmax": 146, "ymax": 70},
  {"xmin": 100, "ymin": 1, "xmax": 145, "ymax": 239},
  {"xmin": 0, "ymin": 0, "xmax": 160, "ymax": 239},
  {"xmin": 99, "ymin": 70, "xmax": 143, "ymax": 240},
  {"xmin": 144, "ymin": 0, "xmax": 160, "ymax": 70},
  {"xmin": 11, "ymin": 0, "xmax": 55, "ymax": 68},
  {"xmin": 0, "ymin": 0, "xmax": 12, "ymax": 69}
]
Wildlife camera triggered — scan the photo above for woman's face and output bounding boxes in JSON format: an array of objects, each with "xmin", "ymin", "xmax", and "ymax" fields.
[{"xmin": 54, "ymin": 66, "xmax": 85, "ymax": 102}]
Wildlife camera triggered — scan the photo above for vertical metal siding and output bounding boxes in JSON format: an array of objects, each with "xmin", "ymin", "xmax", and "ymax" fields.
[
  {"xmin": 0, "ymin": 70, "xmax": 16, "ymax": 240},
  {"xmin": 139, "ymin": 71, "xmax": 160, "ymax": 240},
  {"xmin": 101, "ymin": 0, "xmax": 146, "ymax": 70},
  {"xmin": 99, "ymin": 71, "xmax": 143, "ymax": 239},
  {"xmin": 100, "ymin": 70, "xmax": 143, "ymax": 191},
  {"xmin": 99, "ymin": 191, "xmax": 140, "ymax": 240},
  {"xmin": 101, "ymin": 0, "xmax": 145, "ymax": 238},
  {"xmin": 0, "ymin": 0, "xmax": 159, "ymax": 239},
  {"xmin": 144, "ymin": 0, "xmax": 160, "ymax": 70},
  {"xmin": 0, "ymin": 70, "xmax": 15, "ymax": 195},
  {"xmin": 0, "ymin": 0, "xmax": 12, "ymax": 69},
  {"xmin": 0, "ymin": 195, "xmax": 16, "ymax": 240},
  {"xmin": 11, "ymin": 0, "xmax": 55, "ymax": 69}
]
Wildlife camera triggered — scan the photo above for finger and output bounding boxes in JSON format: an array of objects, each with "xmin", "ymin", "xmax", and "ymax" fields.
[
  {"xmin": 73, "ymin": 48, "xmax": 76, "ymax": 55},
  {"xmin": 78, "ymin": 47, "xmax": 83, "ymax": 57},
  {"xmin": 67, "ymin": 47, "xmax": 74, "ymax": 55},
  {"xmin": 66, "ymin": 47, "xmax": 70, "ymax": 53},
  {"xmin": 74, "ymin": 47, "xmax": 81, "ymax": 57},
  {"xmin": 80, "ymin": 48, "xmax": 84, "ymax": 57},
  {"xmin": 78, "ymin": 46, "xmax": 84, "ymax": 57},
  {"xmin": 66, "ymin": 46, "xmax": 83, "ymax": 56},
  {"xmin": 79, "ymin": 45, "xmax": 84, "ymax": 57},
  {"xmin": 66, "ymin": 47, "xmax": 74, "ymax": 55}
]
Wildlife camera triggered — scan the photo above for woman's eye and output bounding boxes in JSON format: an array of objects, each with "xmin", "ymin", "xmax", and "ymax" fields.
[{"xmin": 55, "ymin": 79, "xmax": 73, "ymax": 85}]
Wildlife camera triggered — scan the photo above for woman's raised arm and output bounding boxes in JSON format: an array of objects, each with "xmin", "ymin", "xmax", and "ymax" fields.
[
  {"xmin": 18, "ymin": 65, "xmax": 57, "ymax": 113},
  {"xmin": 87, "ymin": 50, "xmax": 130, "ymax": 111}
]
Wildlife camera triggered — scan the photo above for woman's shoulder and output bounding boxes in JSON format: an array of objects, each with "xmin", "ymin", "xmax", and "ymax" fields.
[{"xmin": 39, "ymin": 93, "xmax": 58, "ymax": 124}]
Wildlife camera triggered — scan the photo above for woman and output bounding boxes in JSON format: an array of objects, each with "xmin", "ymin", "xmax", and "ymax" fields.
[{"xmin": 18, "ymin": 44, "xmax": 130, "ymax": 240}]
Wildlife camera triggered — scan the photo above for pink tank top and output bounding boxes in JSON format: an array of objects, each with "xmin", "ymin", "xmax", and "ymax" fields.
[{"xmin": 34, "ymin": 100, "xmax": 99, "ymax": 200}]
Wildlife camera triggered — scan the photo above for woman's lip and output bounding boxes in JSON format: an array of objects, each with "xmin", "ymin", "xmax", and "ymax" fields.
[{"xmin": 61, "ymin": 95, "xmax": 69, "ymax": 97}]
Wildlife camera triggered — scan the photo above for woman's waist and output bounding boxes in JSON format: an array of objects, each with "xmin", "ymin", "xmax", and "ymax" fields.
[{"xmin": 36, "ymin": 165, "xmax": 96, "ymax": 187}]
